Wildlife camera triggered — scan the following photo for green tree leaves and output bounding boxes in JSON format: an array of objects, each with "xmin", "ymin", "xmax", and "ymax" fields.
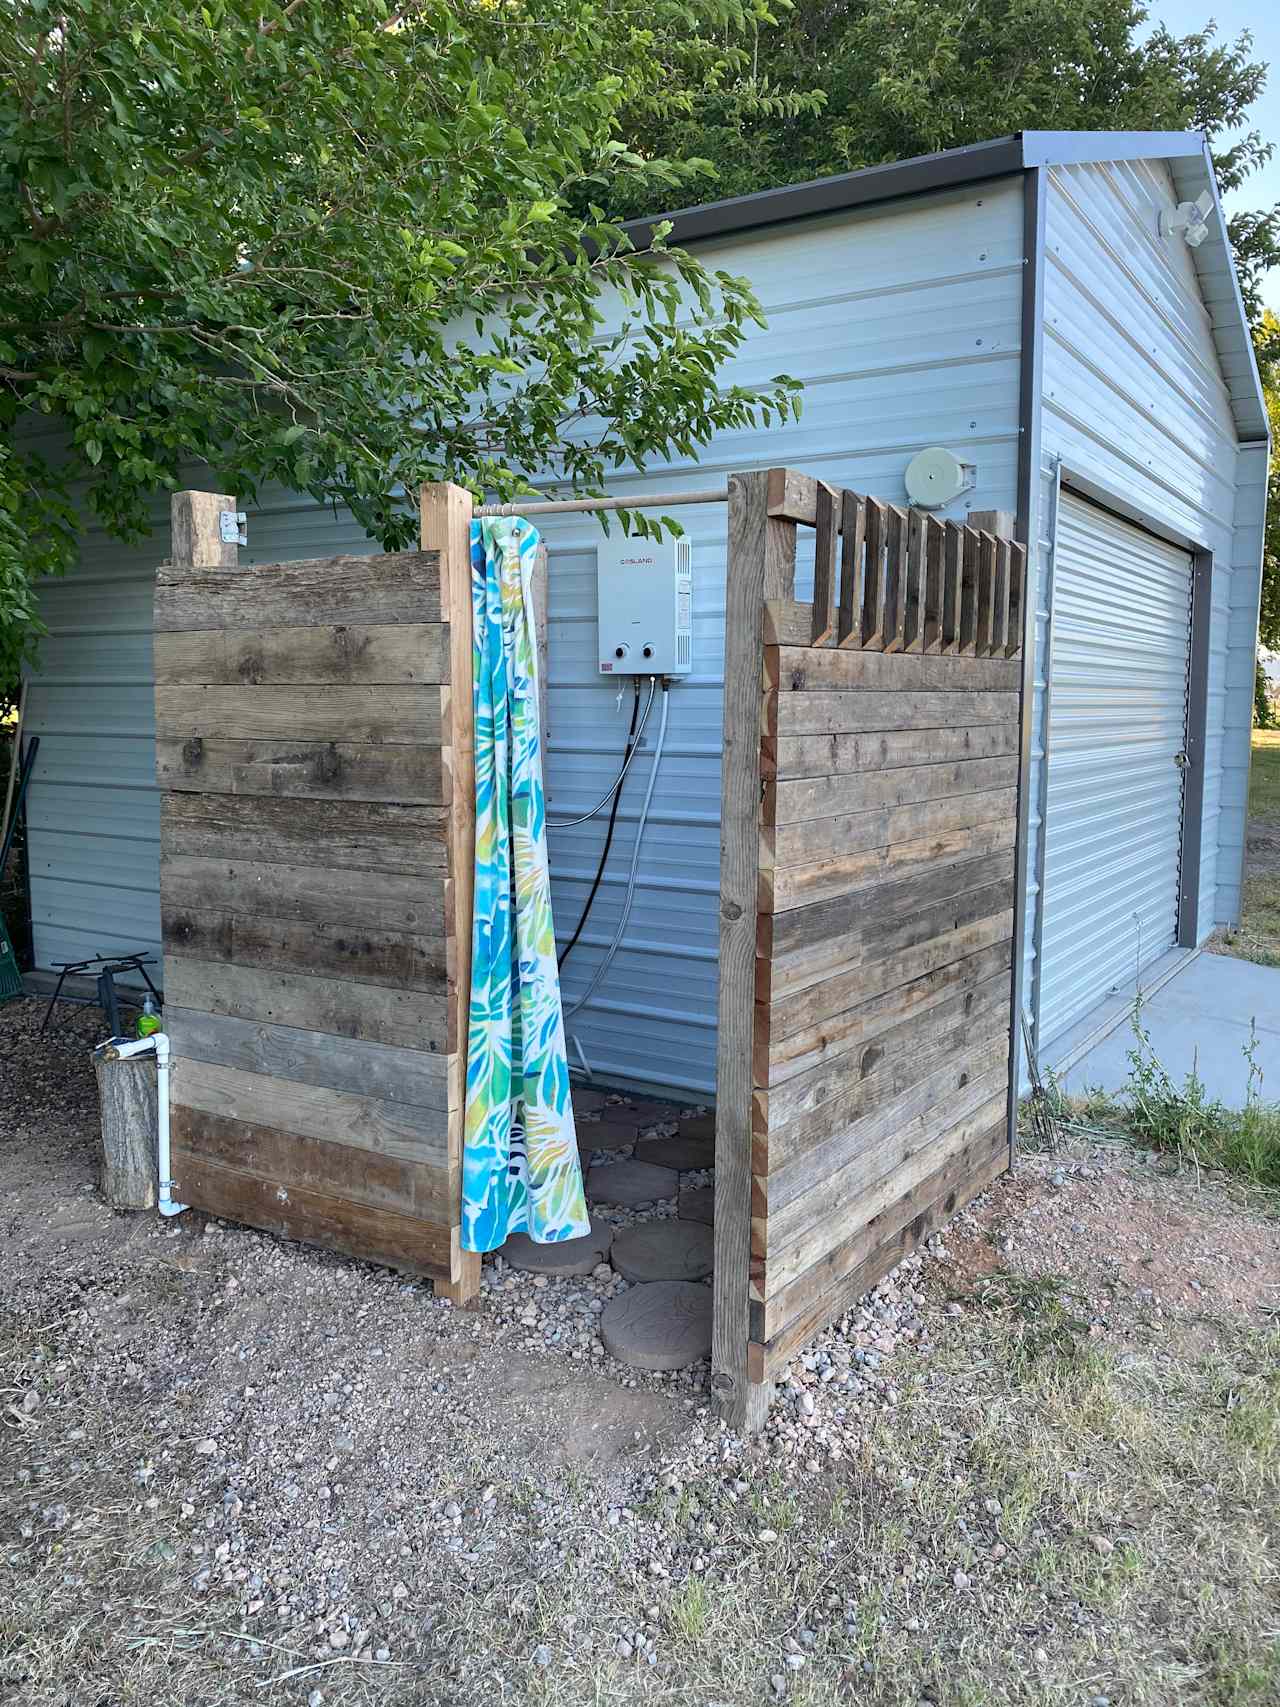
[{"xmin": 0, "ymin": 0, "xmax": 801, "ymax": 691}]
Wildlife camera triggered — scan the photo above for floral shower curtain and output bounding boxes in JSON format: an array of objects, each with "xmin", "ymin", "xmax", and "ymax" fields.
[{"xmin": 461, "ymin": 517, "xmax": 590, "ymax": 1252}]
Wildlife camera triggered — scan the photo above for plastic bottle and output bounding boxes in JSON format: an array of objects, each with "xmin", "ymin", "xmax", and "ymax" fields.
[{"xmin": 136, "ymin": 994, "xmax": 161, "ymax": 1038}]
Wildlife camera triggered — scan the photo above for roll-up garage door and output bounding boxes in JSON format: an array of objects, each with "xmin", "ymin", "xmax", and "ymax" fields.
[{"xmin": 1038, "ymin": 492, "xmax": 1192, "ymax": 1046}]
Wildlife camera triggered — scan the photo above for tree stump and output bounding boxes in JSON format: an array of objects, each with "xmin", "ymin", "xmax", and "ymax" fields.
[{"xmin": 94, "ymin": 1055, "xmax": 158, "ymax": 1209}]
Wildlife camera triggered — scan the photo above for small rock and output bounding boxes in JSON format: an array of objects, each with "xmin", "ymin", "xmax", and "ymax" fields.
[
  {"xmin": 953, "ymin": 1569, "xmax": 971, "ymax": 1591},
  {"xmin": 758, "ymin": 1529, "xmax": 779, "ymax": 1543},
  {"xmin": 328, "ymin": 1629, "xmax": 349, "ymax": 1649},
  {"xmin": 1089, "ymin": 1534, "xmax": 1114, "ymax": 1557},
  {"xmin": 532, "ymin": 1644, "xmax": 552, "ymax": 1668},
  {"xmin": 194, "ymin": 1439, "xmax": 217, "ymax": 1455},
  {"xmin": 308, "ymin": 1692, "xmax": 324, "ymax": 1707}
]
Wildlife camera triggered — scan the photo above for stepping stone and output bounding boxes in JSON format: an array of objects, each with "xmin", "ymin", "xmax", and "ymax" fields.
[
  {"xmin": 585, "ymin": 1158, "xmax": 679, "ymax": 1206},
  {"xmin": 571, "ymin": 1086, "xmax": 611, "ymax": 1116},
  {"xmin": 678, "ymin": 1112, "xmax": 715, "ymax": 1144},
  {"xmin": 499, "ymin": 1217, "xmax": 613, "ymax": 1278},
  {"xmin": 636, "ymin": 1132, "xmax": 716, "ymax": 1172},
  {"xmin": 679, "ymin": 1186, "xmax": 714, "ymax": 1225},
  {"xmin": 577, "ymin": 1116, "xmax": 642, "ymax": 1152},
  {"xmin": 611, "ymin": 1219, "xmax": 714, "ymax": 1283},
  {"xmin": 622, "ymin": 1098, "xmax": 682, "ymax": 1131},
  {"xmin": 601, "ymin": 1280, "xmax": 713, "ymax": 1371}
]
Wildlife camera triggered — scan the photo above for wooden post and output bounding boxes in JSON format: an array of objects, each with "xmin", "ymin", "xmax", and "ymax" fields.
[
  {"xmin": 171, "ymin": 491, "xmax": 237, "ymax": 568},
  {"xmin": 713, "ymin": 469, "xmax": 795, "ymax": 1434},
  {"xmin": 420, "ymin": 483, "xmax": 481, "ymax": 1310},
  {"xmin": 95, "ymin": 1055, "xmax": 158, "ymax": 1208}
]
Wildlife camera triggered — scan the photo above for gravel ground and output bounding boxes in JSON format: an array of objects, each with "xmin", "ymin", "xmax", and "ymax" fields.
[{"xmin": 3, "ymin": 996, "xmax": 1279, "ymax": 1706}]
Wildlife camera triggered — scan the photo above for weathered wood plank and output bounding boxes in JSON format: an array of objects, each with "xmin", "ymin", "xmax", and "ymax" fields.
[
  {"xmin": 156, "ymin": 685, "xmax": 438, "ymax": 745},
  {"xmin": 173, "ymin": 1106, "xmax": 450, "ymax": 1220},
  {"xmin": 810, "ymin": 484, "xmax": 840, "ymax": 646},
  {"xmin": 763, "ymin": 968, "xmax": 1011, "ymax": 1137},
  {"xmin": 754, "ymin": 1116, "xmax": 1007, "ymax": 1365},
  {"xmin": 772, "ymin": 722, "xmax": 1020, "ymax": 782},
  {"xmin": 922, "ymin": 516, "xmax": 944, "ymax": 653},
  {"xmin": 154, "ymin": 622, "xmax": 448, "ymax": 687},
  {"xmin": 769, "ymin": 646, "xmax": 1021, "ymax": 695},
  {"xmin": 161, "ymin": 854, "xmax": 444, "ymax": 935},
  {"xmin": 767, "ymin": 817, "xmax": 1016, "ymax": 912},
  {"xmin": 161, "ymin": 793, "xmax": 448, "ymax": 875},
  {"xmin": 766, "ymin": 908, "xmax": 1014, "ymax": 1043},
  {"xmin": 883, "ymin": 505, "xmax": 908, "ymax": 653},
  {"xmin": 770, "ymin": 785, "xmax": 1017, "ymax": 868},
  {"xmin": 763, "ymin": 1047, "xmax": 1009, "ymax": 1270},
  {"xmin": 941, "ymin": 522, "xmax": 964, "ymax": 654},
  {"xmin": 164, "ymin": 957, "xmax": 449, "ymax": 1051},
  {"xmin": 163, "ymin": 908, "xmax": 447, "ymax": 992},
  {"xmin": 766, "ymin": 467, "xmax": 821, "ymax": 525},
  {"xmin": 861, "ymin": 499, "xmax": 887, "ymax": 650},
  {"xmin": 714, "ymin": 469, "xmax": 783, "ymax": 1434},
  {"xmin": 837, "ymin": 492, "xmax": 866, "ymax": 648},
  {"xmin": 171, "ymin": 1146, "xmax": 452, "ymax": 1278},
  {"xmin": 172, "ymin": 1057, "xmax": 449, "ymax": 1165},
  {"xmin": 767, "ymin": 850, "xmax": 1015, "ymax": 963},
  {"xmin": 155, "ymin": 550, "xmax": 441, "ymax": 631},
  {"xmin": 772, "ymin": 754, "xmax": 1019, "ymax": 826},
  {"xmin": 156, "ymin": 737, "xmax": 444, "ymax": 803},
  {"xmin": 764, "ymin": 938, "xmax": 1012, "ymax": 1087},
  {"xmin": 165, "ymin": 1006, "xmax": 448, "ymax": 1110},
  {"xmin": 773, "ymin": 688, "xmax": 1019, "ymax": 737}
]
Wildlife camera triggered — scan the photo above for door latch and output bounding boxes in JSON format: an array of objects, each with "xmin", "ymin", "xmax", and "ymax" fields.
[
  {"xmin": 219, "ymin": 509, "xmax": 248, "ymax": 547},
  {"xmin": 1173, "ymin": 750, "xmax": 1190, "ymax": 770}
]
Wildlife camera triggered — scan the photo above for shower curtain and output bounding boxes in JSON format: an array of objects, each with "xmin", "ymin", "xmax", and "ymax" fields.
[{"xmin": 461, "ymin": 516, "xmax": 590, "ymax": 1252}]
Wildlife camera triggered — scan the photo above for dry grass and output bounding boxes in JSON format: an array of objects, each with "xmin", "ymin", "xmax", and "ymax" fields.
[{"xmin": 5, "ymin": 1230, "xmax": 1279, "ymax": 1705}]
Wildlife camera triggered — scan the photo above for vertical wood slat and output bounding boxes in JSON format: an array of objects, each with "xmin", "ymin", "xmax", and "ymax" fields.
[
  {"xmin": 975, "ymin": 532, "xmax": 997, "ymax": 657},
  {"xmin": 715, "ymin": 469, "xmax": 792, "ymax": 1434},
  {"xmin": 923, "ymin": 517, "xmax": 945, "ymax": 653},
  {"xmin": 810, "ymin": 485, "xmax": 841, "ymax": 646},
  {"xmin": 904, "ymin": 509, "xmax": 927, "ymax": 654},
  {"xmin": 420, "ymin": 483, "xmax": 480, "ymax": 1309},
  {"xmin": 861, "ymin": 499, "xmax": 887, "ymax": 650},
  {"xmin": 882, "ymin": 505, "xmax": 908, "ymax": 653},
  {"xmin": 1006, "ymin": 542, "xmax": 1026, "ymax": 659},
  {"xmin": 959, "ymin": 528, "xmax": 981, "ymax": 656},
  {"xmin": 837, "ymin": 492, "xmax": 866, "ymax": 649}
]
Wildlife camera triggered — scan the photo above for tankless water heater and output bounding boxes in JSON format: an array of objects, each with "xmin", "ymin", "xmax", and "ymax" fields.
[{"xmin": 597, "ymin": 536, "xmax": 693, "ymax": 675}]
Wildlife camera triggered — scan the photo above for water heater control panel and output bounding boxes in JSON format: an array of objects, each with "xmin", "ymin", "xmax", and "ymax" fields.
[{"xmin": 597, "ymin": 536, "xmax": 693, "ymax": 675}]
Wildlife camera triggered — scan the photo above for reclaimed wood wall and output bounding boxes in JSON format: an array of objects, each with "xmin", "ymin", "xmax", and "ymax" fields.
[
  {"xmin": 714, "ymin": 470, "xmax": 1026, "ymax": 1426},
  {"xmin": 155, "ymin": 489, "xmax": 477, "ymax": 1297}
]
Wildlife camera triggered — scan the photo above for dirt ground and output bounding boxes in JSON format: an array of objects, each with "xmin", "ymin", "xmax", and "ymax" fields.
[{"xmin": 3, "ymin": 998, "xmax": 1280, "ymax": 1707}]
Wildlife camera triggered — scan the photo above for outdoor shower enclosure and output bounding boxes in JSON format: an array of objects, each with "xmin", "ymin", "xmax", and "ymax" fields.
[{"xmin": 153, "ymin": 469, "xmax": 1026, "ymax": 1427}]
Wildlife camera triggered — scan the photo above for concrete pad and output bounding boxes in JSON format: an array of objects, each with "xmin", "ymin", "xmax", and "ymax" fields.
[
  {"xmin": 635, "ymin": 1132, "xmax": 716, "ymax": 1171},
  {"xmin": 499, "ymin": 1216, "xmax": 613, "ymax": 1277},
  {"xmin": 1059, "ymin": 953, "xmax": 1280, "ymax": 1109},
  {"xmin": 585, "ymin": 1158, "xmax": 679, "ymax": 1206},
  {"xmin": 679, "ymin": 1187, "xmax": 714, "ymax": 1224},
  {"xmin": 611, "ymin": 1219, "xmax": 714, "ymax": 1283},
  {"xmin": 600, "ymin": 1280, "xmax": 713, "ymax": 1370}
]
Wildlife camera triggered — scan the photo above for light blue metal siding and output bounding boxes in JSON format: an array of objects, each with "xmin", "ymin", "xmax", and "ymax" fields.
[
  {"xmin": 23, "ymin": 180, "xmax": 1026, "ymax": 1090},
  {"xmin": 1032, "ymin": 157, "xmax": 1255, "ymax": 1052},
  {"xmin": 537, "ymin": 182, "xmax": 1026, "ymax": 1090},
  {"xmin": 25, "ymin": 475, "xmax": 380, "ymax": 977}
]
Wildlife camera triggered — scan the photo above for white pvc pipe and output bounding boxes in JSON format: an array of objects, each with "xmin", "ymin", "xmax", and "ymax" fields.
[{"xmin": 102, "ymin": 1031, "xmax": 188, "ymax": 1217}]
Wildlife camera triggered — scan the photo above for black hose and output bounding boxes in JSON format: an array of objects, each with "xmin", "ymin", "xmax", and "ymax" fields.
[{"xmin": 557, "ymin": 678, "xmax": 641, "ymax": 973}]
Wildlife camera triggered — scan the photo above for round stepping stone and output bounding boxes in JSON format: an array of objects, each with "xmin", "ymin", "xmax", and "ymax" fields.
[
  {"xmin": 578, "ymin": 1116, "xmax": 642, "ymax": 1152},
  {"xmin": 636, "ymin": 1132, "xmax": 715, "ymax": 1172},
  {"xmin": 585, "ymin": 1158, "xmax": 679, "ymax": 1206},
  {"xmin": 611, "ymin": 1219, "xmax": 714, "ymax": 1283},
  {"xmin": 600, "ymin": 1280, "xmax": 713, "ymax": 1370},
  {"xmin": 679, "ymin": 1186, "xmax": 714, "ymax": 1225},
  {"xmin": 499, "ymin": 1216, "xmax": 613, "ymax": 1277}
]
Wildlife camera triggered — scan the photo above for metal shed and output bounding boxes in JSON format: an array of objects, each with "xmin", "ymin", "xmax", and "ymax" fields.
[{"xmin": 21, "ymin": 127, "xmax": 1270, "ymax": 1092}]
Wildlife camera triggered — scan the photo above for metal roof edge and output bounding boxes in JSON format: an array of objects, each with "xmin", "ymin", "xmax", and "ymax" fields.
[
  {"xmin": 621, "ymin": 136, "xmax": 1024, "ymax": 248},
  {"xmin": 1184, "ymin": 138, "xmax": 1270, "ymax": 447}
]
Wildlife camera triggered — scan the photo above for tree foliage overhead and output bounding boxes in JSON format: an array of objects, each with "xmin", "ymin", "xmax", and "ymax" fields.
[
  {"xmin": 608, "ymin": 0, "xmax": 1279, "ymax": 323},
  {"xmin": 0, "ymin": 0, "xmax": 805, "ymax": 685}
]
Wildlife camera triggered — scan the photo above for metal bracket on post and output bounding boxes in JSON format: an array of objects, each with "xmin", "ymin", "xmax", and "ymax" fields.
[{"xmin": 219, "ymin": 510, "xmax": 248, "ymax": 547}]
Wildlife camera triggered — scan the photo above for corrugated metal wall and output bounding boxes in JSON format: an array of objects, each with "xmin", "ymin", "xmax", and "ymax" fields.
[
  {"xmin": 535, "ymin": 184, "xmax": 1025, "ymax": 1091},
  {"xmin": 1031, "ymin": 157, "xmax": 1245, "ymax": 1053},
  {"xmin": 1038, "ymin": 493, "xmax": 1192, "ymax": 1040},
  {"xmin": 24, "ymin": 178, "xmax": 1028, "ymax": 1090}
]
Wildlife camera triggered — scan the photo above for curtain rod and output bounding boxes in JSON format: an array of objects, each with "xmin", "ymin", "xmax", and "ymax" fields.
[{"xmin": 473, "ymin": 486, "xmax": 728, "ymax": 518}]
